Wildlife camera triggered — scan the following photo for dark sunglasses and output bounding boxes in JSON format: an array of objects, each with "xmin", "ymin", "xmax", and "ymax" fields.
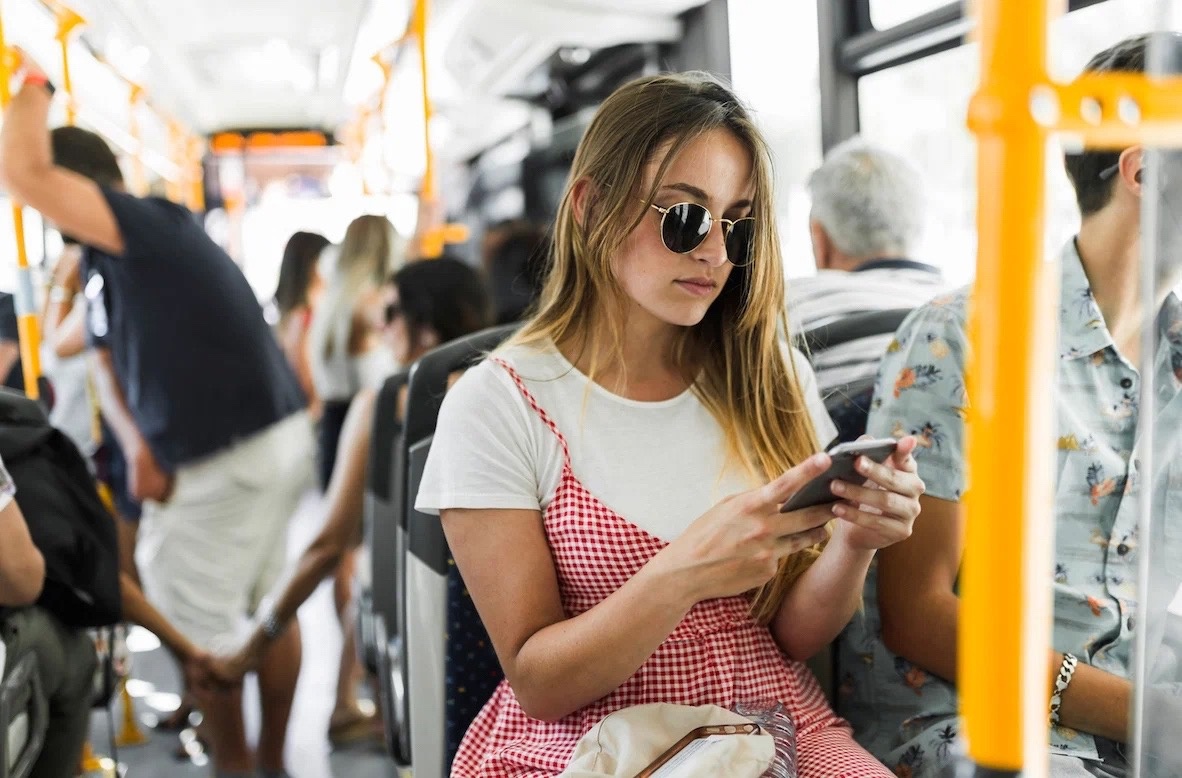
[
  {"xmin": 383, "ymin": 302, "xmax": 403, "ymax": 325},
  {"xmin": 649, "ymin": 202, "xmax": 755, "ymax": 267}
]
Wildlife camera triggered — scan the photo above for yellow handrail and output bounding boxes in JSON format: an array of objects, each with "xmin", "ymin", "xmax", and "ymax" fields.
[
  {"xmin": 964, "ymin": 3, "xmax": 1182, "ymax": 774},
  {"xmin": 127, "ymin": 83, "xmax": 147, "ymax": 195},
  {"xmin": 409, "ymin": 0, "xmax": 467, "ymax": 258},
  {"xmin": 0, "ymin": 40, "xmax": 44, "ymax": 400},
  {"xmin": 53, "ymin": 5, "xmax": 83, "ymax": 124}
]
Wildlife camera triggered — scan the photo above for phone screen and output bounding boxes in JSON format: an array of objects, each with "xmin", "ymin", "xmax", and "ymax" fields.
[{"xmin": 779, "ymin": 439, "xmax": 898, "ymax": 513}]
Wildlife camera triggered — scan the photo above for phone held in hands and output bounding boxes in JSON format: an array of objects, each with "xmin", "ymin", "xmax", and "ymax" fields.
[{"xmin": 779, "ymin": 438, "xmax": 898, "ymax": 514}]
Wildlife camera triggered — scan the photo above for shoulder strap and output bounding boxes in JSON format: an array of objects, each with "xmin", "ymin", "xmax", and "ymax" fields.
[{"xmin": 489, "ymin": 357, "xmax": 572, "ymax": 465}]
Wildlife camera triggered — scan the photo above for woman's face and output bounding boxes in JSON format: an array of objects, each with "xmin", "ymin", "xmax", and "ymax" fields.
[{"xmin": 609, "ymin": 127, "xmax": 755, "ymax": 332}]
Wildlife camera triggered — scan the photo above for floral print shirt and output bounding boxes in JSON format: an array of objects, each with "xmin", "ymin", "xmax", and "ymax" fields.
[{"xmin": 836, "ymin": 240, "xmax": 1182, "ymax": 776}]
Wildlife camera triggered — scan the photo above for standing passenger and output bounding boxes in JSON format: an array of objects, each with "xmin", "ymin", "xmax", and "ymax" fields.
[
  {"xmin": 308, "ymin": 215, "xmax": 403, "ymax": 490},
  {"xmin": 0, "ymin": 52, "xmax": 314, "ymax": 778},
  {"xmin": 272, "ymin": 231, "xmax": 329, "ymax": 421},
  {"xmin": 416, "ymin": 72, "xmax": 925, "ymax": 777}
]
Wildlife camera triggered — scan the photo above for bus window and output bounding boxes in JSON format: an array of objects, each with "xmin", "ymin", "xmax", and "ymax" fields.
[
  {"xmin": 858, "ymin": 43, "xmax": 978, "ymax": 286},
  {"xmin": 870, "ymin": 0, "xmax": 953, "ymax": 31},
  {"xmin": 857, "ymin": 0, "xmax": 1156, "ymax": 287},
  {"xmin": 728, "ymin": 1, "xmax": 822, "ymax": 279}
]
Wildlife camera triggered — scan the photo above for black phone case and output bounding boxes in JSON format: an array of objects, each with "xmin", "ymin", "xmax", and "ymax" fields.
[{"xmin": 779, "ymin": 442, "xmax": 897, "ymax": 513}]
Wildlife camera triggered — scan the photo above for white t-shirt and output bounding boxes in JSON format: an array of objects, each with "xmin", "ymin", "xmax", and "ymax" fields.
[{"xmin": 415, "ymin": 342, "xmax": 837, "ymax": 542}]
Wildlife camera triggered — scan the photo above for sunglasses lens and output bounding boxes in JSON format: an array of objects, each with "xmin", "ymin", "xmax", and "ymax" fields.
[
  {"xmin": 661, "ymin": 203, "xmax": 711, "ymax": 253},
  {"xmin": 725, "ymin": 219, "xmax": 755, "ymax": 267}
]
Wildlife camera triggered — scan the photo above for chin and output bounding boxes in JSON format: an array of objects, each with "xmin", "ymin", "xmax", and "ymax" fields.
[{"xmin": 650, "ymin": 302, "xmax": 713, "ymax": 329}]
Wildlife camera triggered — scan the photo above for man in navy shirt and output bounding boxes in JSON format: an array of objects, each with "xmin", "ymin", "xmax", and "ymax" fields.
[{"xmin": 1, "ymin": 53, "xmax": 313, "ymax": 778}]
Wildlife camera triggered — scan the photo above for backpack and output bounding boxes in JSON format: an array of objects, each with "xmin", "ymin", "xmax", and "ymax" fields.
[{"xmin": 0, "ymin": 388, "xmax": 122, "ymax": 627}]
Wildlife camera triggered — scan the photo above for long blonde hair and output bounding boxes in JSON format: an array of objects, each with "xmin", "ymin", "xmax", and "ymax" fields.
[
  {"xmin": 509, "ymin": 72, "xmax": 822, "ymax": 623},
  {"xmin": 309, "ymin": 214, "xmax": 405, "ymax": 365}
]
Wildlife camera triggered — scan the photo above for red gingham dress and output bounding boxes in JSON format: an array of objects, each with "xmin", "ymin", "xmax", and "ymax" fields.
[{"xmin": 450, "ymin": 359, "xmax": 892, "ymax": 777}]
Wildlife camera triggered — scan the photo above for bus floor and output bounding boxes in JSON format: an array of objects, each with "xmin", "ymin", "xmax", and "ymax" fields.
[{"xmin": 84, "ymin": 489, "xmax": 399, "ymax": 778}]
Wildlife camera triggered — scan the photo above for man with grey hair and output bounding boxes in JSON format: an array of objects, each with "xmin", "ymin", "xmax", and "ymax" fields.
[{"xmin": 788, "ymin": 137, "xmax": 946, "ymax": 397}]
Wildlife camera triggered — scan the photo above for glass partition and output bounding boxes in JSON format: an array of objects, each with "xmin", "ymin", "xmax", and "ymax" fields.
[{"xmin": 1132, "ymin": 18, "xmax": 1182, "ymax": 778}]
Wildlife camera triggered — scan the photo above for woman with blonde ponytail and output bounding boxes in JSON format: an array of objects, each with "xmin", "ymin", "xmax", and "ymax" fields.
[{"xmin": 417, "ymin": 72, "xmax": 924, "ymax": 777}]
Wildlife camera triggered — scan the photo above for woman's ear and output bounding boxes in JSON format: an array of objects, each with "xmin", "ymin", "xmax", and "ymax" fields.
[{"xmin": 570, "ymin": 177, "xmax": 597, "ymax": 228}]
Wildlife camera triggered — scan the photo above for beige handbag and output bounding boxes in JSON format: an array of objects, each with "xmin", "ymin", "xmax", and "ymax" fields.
[{"xmin": 560, "ymin": 703, "xmax": 776, "ymax": 778}]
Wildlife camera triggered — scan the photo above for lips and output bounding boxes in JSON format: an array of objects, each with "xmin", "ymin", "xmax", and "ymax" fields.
[{"xmin": 674, "ymin": 278, "xmax": 717, "ymax": 297}]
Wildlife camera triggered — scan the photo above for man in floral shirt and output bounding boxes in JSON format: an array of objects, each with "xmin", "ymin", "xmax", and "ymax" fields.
[{"xmin": 837, "ymin": 33, "xmax": 1182, "ymax": 777}]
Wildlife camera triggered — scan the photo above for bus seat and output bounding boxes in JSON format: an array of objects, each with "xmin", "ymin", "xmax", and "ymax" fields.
[
  {"xmin": 0, "ymin": 652, "xmax": 47, "ymax": 778},
  {"xmin": 799, "ymin": 308, "xmax": 915, "ymax": 444},
  {"xmin": 360, "ymin": 371, "xmax": 409, "ymax": 678},
  {"xmin": 400, "ymin": 324, "xmax": 519, "ymax": 777},
  {"xmin": 360, "ymin": 371, "xmax": 412, "ymax": 766},
  {"xmin": 824, "ymin": 376, "xmax": 878, "ymax": 445}
]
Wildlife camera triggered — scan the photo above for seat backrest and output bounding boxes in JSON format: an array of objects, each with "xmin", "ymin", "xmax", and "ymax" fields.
[
  {"xmin": 362, "ymin": 371, "xmax": 409, "ymax": 675},
  {"xmin": 823, "ymin": 377, "xmax": 878, "ymax": 445},
  {"xmin": 800, "ymin": 308, "xmax": 914, "ymax": 444},
  {"xmin": 400, "ymin": 324, "xmax": 519, "ymax": 776},
  {"xmin": 798, "ymin": 308, "xmax": 914, "ymax": 354}
]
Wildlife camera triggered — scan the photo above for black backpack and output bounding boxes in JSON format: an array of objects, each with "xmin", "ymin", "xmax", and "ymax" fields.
[{"xmin": 0, "ymin": 388, "xmax": 122, "ymax": 627}]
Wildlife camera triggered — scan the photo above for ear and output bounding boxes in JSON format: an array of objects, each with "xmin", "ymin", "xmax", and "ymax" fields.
[
  {"xmin": 1119, "ymin": 145, "xmax": 1144, "ymax": 195},
  {"xmin": 570, "ymin": 177, "xmax": 597, "ymax": 229},
  {"xmin": 809, "ymin": 219, "xmax": 832, "ymax": 270},
  {"xmin": 418, "ymin": 326, "xmax": 440, "ymax": 351}
]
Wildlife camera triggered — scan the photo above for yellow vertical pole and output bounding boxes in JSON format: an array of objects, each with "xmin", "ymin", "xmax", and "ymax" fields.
[
  {"xmin": 128, "ymin": 84, "xmax": 147, "ymax": 195},
  {"xmin": 54, "ymin": 7, "xmax": 84, "ymax": 125},
  {"xmin": 962, "ymin": 0, "xmax": 1055, "ymax": 773},
  {"xmin": 166, "ymin": 120, "xmax": 184, "ymax": 202},
  {"xmin": 413, "ymin": 0, "xmax": 434, "ymax": 204},
  {"xmin": 0, "ymin": 40, "xmax": 43, "ymax": 399},
  {"xmin": 187, "ymin": 136, "xmax": 205, "ymax": 212}
]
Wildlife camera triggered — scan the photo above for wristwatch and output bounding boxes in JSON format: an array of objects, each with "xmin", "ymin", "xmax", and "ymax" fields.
[{"xmin": 260, "ymin": 610, "xmax": 285, "ymax": 641}]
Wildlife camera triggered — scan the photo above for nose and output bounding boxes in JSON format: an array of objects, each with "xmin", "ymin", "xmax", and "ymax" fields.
[{"xmin": 691, "ymin": 219, "xmax": 729, "ymax": 268}]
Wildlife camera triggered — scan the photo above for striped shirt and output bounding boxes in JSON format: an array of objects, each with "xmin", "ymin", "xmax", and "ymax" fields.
[{"xmin": 787, "ymin": 259, "xmax": 947, "ymax": 396}]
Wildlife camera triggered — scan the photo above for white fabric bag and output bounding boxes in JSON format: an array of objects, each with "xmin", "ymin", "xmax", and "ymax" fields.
[{"xmin": 560, "ymin": 703, "xmax": 775, "ymax": 778}]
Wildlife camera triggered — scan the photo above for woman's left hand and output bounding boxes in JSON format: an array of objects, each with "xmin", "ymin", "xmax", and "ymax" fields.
[{"xmin": 829, "ymin": 436, "xmax": 924, "ymax": 551}]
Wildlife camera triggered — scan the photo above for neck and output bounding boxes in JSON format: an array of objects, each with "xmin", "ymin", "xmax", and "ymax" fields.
[
  {"xmin": 561, "ymin": 304, "xmax": 688, "ymax": 401},
  {"xmin": 1076, "ymin": 209, "xmax": 1143, "ymax": 353}
]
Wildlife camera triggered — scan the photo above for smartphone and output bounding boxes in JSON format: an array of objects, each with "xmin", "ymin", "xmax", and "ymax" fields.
[{"xmin": 779, "ymin": 438, "xmax": 898, "ymax": 513}]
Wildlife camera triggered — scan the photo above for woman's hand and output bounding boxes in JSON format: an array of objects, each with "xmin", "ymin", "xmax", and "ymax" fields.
[
  {"xmin": 829, "ymin": 436, "xmax": 924, "ymax": 552},
  {"xmin": 649, "ymin": 453, "xmax": 836, "ymax": 604}
]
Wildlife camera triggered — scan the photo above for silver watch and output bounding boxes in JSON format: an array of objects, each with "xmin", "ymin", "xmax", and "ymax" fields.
[{"xmin": 260, "ymin": 611, "xmax": 284, "ymax": 641}]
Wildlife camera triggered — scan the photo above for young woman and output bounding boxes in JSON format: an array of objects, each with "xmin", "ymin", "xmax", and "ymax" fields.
[
  {"xmin": 308, "ymin": 214, "xmax": 405, "ymax": 490},
  {"xmin": 202, "ymin": 257, "xmax": 493, "ymax": 742},
  {"xmin": 415, "ymin": 72, "xmax": 924, "ymax": 777},
  {"xmin": 272, "ymin": 231, "xmax": 329, "ymax": 419}
]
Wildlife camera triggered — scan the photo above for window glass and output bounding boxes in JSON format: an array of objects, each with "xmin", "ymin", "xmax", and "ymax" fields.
[
  {"xmin": 858, "ymin": 0, "xmax": 1154, "ymax": 287},
  {"xmin": 728, "ymin": 1, "xmax": 823, "ymax": 280},
  {"xmin": 870, "ymin": 0, "xmax": 951, "ymax": 31}
]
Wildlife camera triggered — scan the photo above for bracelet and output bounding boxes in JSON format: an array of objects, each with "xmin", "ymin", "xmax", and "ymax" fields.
[
  {"xmin": 48, "ymin": 285, "xmax": 72, "ymax": 304},
  {"xmin": 1049, "ymin": 652, "xmax": 1078, "ymax": 725},
  {"xmin": 260, "ymin": 609, "xmax": 285, "ymax": 641},
  {"xmin": 22, "ymin": 72, "xmax": 56, "ymax": 97}
]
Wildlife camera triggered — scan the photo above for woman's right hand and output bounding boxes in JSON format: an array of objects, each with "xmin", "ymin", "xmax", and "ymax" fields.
[{"xmin": 650, "ymin": 453, "xmax": 835, "ymax": 603}]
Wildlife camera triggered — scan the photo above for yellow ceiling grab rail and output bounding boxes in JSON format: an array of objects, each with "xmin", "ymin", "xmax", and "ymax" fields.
[
  {"xmin": 409, "ymin": 0, "xmax": 466, "ymax": 259},
  {"xmin": 0, "ymin": 40, "xmax": 44, "ymax": 400},
  {"xmin": 53, "ymin": 5, "xmax": 83, "ymax": 125}
]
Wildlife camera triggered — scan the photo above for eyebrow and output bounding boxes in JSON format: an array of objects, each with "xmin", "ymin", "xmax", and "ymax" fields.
[{"xmin": 659, "ymin": 182, "xmax": 752, "ymax": 211}]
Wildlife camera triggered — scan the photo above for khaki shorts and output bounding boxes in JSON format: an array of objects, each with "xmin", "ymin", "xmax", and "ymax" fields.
[{"xmin": 136, "ymin": 412, "xmax": 315, "ymax": 650}]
